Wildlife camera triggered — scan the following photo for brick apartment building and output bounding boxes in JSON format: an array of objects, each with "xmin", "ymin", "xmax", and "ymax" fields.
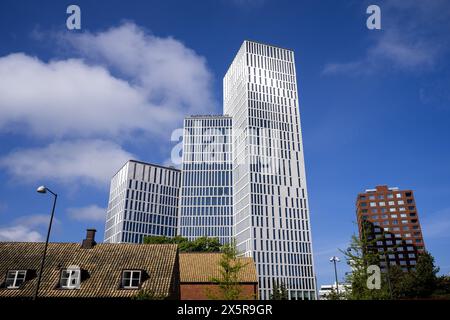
[{"xmin": 356, "ymin": 185, "xmax": 425, "ymax": 271}]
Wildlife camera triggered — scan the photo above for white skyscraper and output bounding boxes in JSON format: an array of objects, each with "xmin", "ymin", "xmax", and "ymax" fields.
[
  {"xmin": 179, "ymin": 115, "xmax": 233, "ymax": 244},
  {"xmin": 224, "ymin": 40, "xmax": 317, "ymax": 299},
  {"xmin": 104, "ymin": 160, "xmax": 181, "ymax": 243}
]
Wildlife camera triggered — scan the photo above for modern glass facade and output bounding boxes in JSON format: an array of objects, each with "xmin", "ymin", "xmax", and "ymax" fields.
[
  {"xmin": 104, "ymin": 160, "xmax": 181, "ymax": 243},
  {"xmin": 179, "ymin": 115, "xmax": 233, "ymax": 244},
  {"xmin": 223, "ymin": 40, "xmax": 317, "ymax": 299}
]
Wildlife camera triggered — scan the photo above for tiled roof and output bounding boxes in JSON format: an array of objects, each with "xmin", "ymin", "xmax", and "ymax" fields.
[
  {"xmin": 0, "ymin": 242, "xmax": 179, "ymax": 299},
  {"xmin": 179, "ymin": 253, "xmax": 257, "ymax": 283}
]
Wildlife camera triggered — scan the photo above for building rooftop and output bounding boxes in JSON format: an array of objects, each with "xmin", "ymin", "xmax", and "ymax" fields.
[
  {"xmin": 0, "ymin": 232, "xmax": 179, "ymax": 299},
  {"xmin": 186, "ymin": 114, "xmax": 232, "ymax": 119},
  {"xmin": 364, "ymin": 185, "xmax": 400, "ymax": 193},
  {"xmin": 179, "ymin": 253, "xmax": 257, "ymax": 283}
]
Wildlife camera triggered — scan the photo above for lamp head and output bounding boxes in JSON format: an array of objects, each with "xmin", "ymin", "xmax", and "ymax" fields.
[
  {"xmin": 36, "ymin": 186, "xmax": 47, "ymax": 194},
  {"xmin": 330, "ymin": 256, "xmax": 340, "ymax": 262}
]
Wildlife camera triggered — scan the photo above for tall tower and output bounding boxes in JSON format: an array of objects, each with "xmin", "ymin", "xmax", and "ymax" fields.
[
  {"xmin": 104, "ymin": 160, "xmax": 181, "ymax": 243},
  {"xmin": 224, "ymin": 40, "xmax": 316, "ymax": 300},
  {"xmin": 179, "ymin": 115, "xmax": 233, "ymax": 245}
]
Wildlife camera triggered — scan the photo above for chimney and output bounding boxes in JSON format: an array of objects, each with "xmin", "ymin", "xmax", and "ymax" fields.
[{"xmin": 81, "ymin": 229, "xmax": 97, "ymax": 249}]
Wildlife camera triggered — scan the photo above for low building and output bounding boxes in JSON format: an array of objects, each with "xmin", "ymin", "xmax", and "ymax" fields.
[
  {"xmin": 179, "ymin": 252, "xmax": 258, "ymax": 300},
  {"xmin": 0, "ymin": 229, "xmax": 180, "ymax": 300},
  {"xmin": 318, "ymin": 283, "xmax": 351, "ymax": 300}
]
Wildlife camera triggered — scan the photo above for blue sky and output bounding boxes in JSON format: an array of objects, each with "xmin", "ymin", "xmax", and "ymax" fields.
[{"xmin": 0, "ymin": 0, "xmax": 449, "ymax": 288}]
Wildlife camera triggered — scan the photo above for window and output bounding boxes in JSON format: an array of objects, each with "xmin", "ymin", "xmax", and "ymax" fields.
[
  {"xmin": 6, "ymin": 270, "xmax": 27, "ymax": 289},
  {"xmin": 396, "ymin": 193, "xmax": 402, "ymax": 198},
  {"xmin": 60, "ymin": 266, "xmax": 81, "ymax": 289},
  {"xmin": 370, "ymin": 202, "xmax": 376, "ymax": 207},
  {"xmin": 121, "ymin": 270, "xmax": 141, "ymax": 289}
]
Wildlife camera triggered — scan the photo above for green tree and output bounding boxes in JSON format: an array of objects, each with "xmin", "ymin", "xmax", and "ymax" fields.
[
  {"xmin": 434, "ymin": 275, "xmax": 450, "ymax": 298},
  {"xmin": 132, "ymin": 289, "xmax": 165, "ymax": 300},
  {"xmin": 326, "ymin": 287, "xmax": 347, "ymax": 300},
  {"xmin": 410, "ymin": 251, "xmax": 439, "ymax": 298},
  {"xmin": 143, "ymin": 235, "xmax": 221, "ymax": 252},
  {"xmin": 143, "ymin": 235, "xmax": 186, "ymax": 244},
  {"xmin": 270, "ymin": 279, "xmax": 289, "ymax": 300},
  {"xmin": 184, "ymin": 236, "xmax": 222, "ymax": 252},
  {"xmin": 341, "ymin": 233, "xmax": 390, "ymax": 300},
  {"xmin": 388, "ymin": 251, "xmax": 440, "ymax": 299},
  {"xmin": 209, "ymin": 241, "xmax": 248, "ymax": 300},
  {"xmin": 387, "ymin": 265, "xmax": 414, "ymax": 299}
]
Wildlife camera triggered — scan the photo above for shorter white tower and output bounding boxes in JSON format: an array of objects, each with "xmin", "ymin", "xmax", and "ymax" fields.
[{"xmin": 104, "ymin": 160, "xmax": 181, "ymax": 243}]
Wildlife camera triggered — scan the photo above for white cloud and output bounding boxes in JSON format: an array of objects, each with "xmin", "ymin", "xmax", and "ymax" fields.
[
  {"xmin": 0, "ymin": 23, "xmax": 216, "ymax": 139},
  {"xmin": 0, "ymin": 23, "xmax": 217, "ymax": 188},
  {"xmin": 0, "ymin": 214, "xmax": 56, "ymax": 242},
  {"xmin": 64, "ymin": 23, "xmax": 216, "ymax": 116},
  {"xmin": 0, "ymin": 53, "xmax": 175, "ymax": 138},
  {"xmin": 0, "ymin": 225, "xmax": 42, "ymax": 242},
  {"xmin": 323, "ymin": 0, "xmax": 450, "ymax": 75},
  {"xmin": 0, "ymin": 140, "xmax": 134, "ymax": 186},
  {"xmin": 67, "ymin": 204, "xmax": 106, "ymax": 221}
]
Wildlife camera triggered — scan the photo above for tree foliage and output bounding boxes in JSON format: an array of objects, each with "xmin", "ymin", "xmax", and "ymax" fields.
[
  {"xmin": 143, "ymin": 235, "xmax": 221, "ymax": 252},
  {"xmin": 132, "ymin": 289, "xmax": 165, "ymax": 300},
  {"xmin": 341, "ymin": 234, "xmax": 390, "ymax": 300},
  {"xmin": 209, "ymin": 241, "xmax": 249, "ymax": 300},
  {"xmin": 342, "ymin": 228, "xmax": 445, "ymax": 300},
  {"xmin": 270, "ymin": 279, "xmax": 289, "ymax": 300}
]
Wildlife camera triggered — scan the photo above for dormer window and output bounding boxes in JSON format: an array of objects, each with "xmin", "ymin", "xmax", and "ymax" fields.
[
  {"xmin": 6, "ymin": 270, "xmax": 27, "ymax": 289},
  {"xmin": 121, "ymin": 270, "xmax": 141, "ymax": 289},
  {"xmin": 60, "ymin": 266, "xmax": 81, "ymax": 289}
]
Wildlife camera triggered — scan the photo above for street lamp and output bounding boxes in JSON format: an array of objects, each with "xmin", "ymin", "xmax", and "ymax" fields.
[
  {"xmin": 34, "ymin": 185, "xmax": 57, "ymax": 300},
  {"xmin": 329, "ymin": 256, "xmax": 340, "ymax": 295}
]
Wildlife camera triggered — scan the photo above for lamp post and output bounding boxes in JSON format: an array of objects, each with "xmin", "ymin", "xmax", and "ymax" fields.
[
  {"xmin": 33, "ymin": 185, "xmax": 57, "ymax": 300},
  {"xmin": 329, "ymin": 256, "xmax": 340, "ymax": 295}
]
